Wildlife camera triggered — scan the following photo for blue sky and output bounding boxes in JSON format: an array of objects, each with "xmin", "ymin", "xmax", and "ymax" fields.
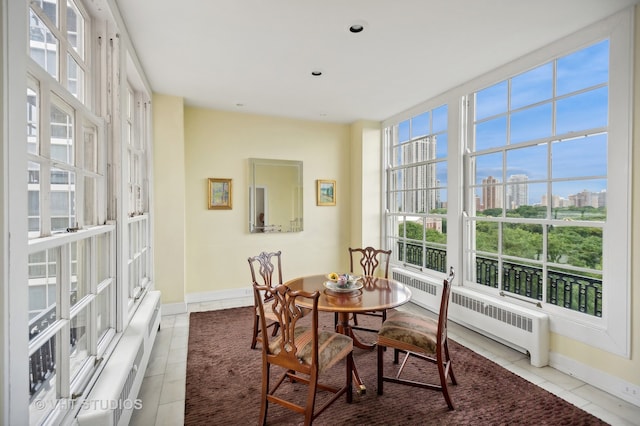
[{"xmin": 397, "ymin": 39, "xmax": 609, "ymax": 206}]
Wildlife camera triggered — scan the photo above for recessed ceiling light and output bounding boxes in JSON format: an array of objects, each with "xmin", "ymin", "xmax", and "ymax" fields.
[
  {"xmin": 235, "ymin": 103, "xmax": 244, "ymax": 107},
  {"xmin": 311, "ymin": 70, "xmax": 322, "ymax": 76},
  {"xmin": 349, "ymin": 24, "xmax": 364, "ymax": 33}
]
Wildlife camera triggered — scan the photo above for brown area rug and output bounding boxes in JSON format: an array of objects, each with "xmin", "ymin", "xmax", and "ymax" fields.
[{"xmin": 185, "ymin": 307, "xmax": 607, "ymax": 425}]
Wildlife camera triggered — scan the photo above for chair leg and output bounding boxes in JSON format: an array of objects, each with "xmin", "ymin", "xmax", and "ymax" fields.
[
  {"xmin": 346, "ymin": 352, "xmax": 353, "ymax": 403},
  {"xmin": 438, "ymin": 356, "xmax": 454, "ymax": 410},
  {"xmin": 444, "ymin": 340, "xmax": 457, "ymax": 385},
  {"xmin": 377, "ymin": 344, "xmax": 384, "ymax": 395},
  {"xmin": 251, "ymin": 314, "xmax": 259, "ymax": 349},
  {"xmin": 304, "ymin": 370, "xmax": 319, "ymax": 426},
  {"xmin": 259, "ymin": 363, "xmax": 270, "ymax": 425}
]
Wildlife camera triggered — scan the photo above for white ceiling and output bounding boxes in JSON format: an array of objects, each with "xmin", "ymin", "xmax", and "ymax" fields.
[{"xmin": 115, "ymin": 0, "xmax": 638, "ymax": 124}]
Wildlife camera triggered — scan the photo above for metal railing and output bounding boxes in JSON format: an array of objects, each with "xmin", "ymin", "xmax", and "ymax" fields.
[{"xmin": 398, "ymin": 242, "xmax": 603, "ymax": 317}]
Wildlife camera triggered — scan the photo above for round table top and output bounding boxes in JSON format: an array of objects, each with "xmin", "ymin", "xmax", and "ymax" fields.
[{"xmin": 284, "ymin": 274, "xmax": 412, "ymax": 313}]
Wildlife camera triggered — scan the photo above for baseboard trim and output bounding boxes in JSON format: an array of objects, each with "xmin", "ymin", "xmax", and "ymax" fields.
[{"xmin": 550, "ymin": 351, "xmax": 640, "ymax": 408}]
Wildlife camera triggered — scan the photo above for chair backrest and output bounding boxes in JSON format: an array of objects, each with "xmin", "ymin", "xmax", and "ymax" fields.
[
  {"xmin": 438, "ymin": 267, "xmax": 455, "ymax": 345},
  {"xmin": 349, "ymin": 247, "xmax": 391, "ymax": 278},
  {"xmin": 248, "ymin": 251, "xmax": 283, "ymax": 302},
  {"xmin": 253, "ymin": 283, "xmax": 320, "ymax": 373}
]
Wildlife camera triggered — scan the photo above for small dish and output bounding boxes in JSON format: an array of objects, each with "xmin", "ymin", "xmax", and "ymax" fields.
[{"xmin": 323, "ymin": 280, "xmax": 364, "ymax": 293}]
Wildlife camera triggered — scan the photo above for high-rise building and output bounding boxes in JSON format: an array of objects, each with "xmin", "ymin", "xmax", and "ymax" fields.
[
  {"xmin": 401, "ymin": 135, "xmax": 437, "ymax": 213},
  {"xmin": 481, "ymin": 176, "xmax": 501, "ymax": 210},
  {"xmin": 506, "ymin": 174, "xmax": 529, "ymax": 209}
]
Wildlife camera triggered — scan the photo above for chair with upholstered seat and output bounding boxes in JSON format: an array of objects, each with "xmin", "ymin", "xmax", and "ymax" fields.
[
  {"xmin": 248, "ymin": 250, "xmax": 284, "ymax": 349},
  {"xmin": 376, "ymin": 267, "xmax": 457, "ymax": 410},
  {"xmin": 254, "ymin": 283, "xmax": 353, "ymax": 425},
  {"xmin": 334, "ymin": 246, "xmax": 392, "ymax": 333}
]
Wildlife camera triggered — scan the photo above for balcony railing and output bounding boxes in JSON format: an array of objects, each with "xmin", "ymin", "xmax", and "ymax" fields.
[{"xmin": 398, "ymin": 242, "xmax": 603, "ymax": 317}]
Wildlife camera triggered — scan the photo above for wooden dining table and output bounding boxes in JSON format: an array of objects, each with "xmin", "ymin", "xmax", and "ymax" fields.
[{"xmin": 285, "ymin": 274, "xmax": 412, "ymax": 394}]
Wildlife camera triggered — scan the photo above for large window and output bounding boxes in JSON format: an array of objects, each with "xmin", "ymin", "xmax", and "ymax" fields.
[
  {"xmin": 383, "ymin": 11, "xmax": 632, "ymax": 355},
  {"xmin": 467, "ymin": 40, "xmax": 609, "ymax": 317},
  {"xmin": 24, "ymin": 0, "xmax": 153, "ymax": 424},
  {"xmin": 385, "ymin": 105, "xmax": 450, "ymax": 274}
]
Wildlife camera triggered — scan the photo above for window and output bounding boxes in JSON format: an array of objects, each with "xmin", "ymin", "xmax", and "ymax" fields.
[
  {"xmin": 385, "ymin": 106, "xmax": 450, "ymax": 274},
  {"xmin": 383, "ymin": 10, "xmax": 632, "ymax": 356},
  {"xmin": 467, "ymin": 40, "xmax": 609, "ymax": 317}
]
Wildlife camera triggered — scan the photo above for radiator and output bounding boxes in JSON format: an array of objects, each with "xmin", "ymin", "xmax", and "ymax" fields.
[
  {"xmin": 392, "ymin": 268, "xmax": 550, "ymax": 367},
  {"xmin": 76, "ymin": 290, "xmax": 161, "ymax": 426}
]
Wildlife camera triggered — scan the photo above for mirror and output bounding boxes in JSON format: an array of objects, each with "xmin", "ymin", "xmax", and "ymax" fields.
[{"xmin": 249, "ymin": 158, "xmax": 303, "ymax": 233}]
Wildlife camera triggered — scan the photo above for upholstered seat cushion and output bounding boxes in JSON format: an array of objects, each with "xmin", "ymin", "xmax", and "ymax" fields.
[
  {"xmin": 269, "ymin": 327, "xmax": 353, "ymax": 372},
  {"xmin": 256, "ymin": 299, "xmax": 278, "ymax": 321},
  {"xmin": 377, "ymin": 310, "xmax": 438, "ymax": 355}
]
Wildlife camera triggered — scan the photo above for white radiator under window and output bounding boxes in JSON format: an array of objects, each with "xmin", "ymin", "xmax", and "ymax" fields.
[
  {"xmin": 76, "ymin": 290, "xmax": 161, "ymax": 426},
  {"xmin": 393, "ymin": 269, "xmax": 550, "ymax": 367}
]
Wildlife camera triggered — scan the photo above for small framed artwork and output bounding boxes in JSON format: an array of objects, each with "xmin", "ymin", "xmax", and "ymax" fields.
[
  {"xmin": 208, "ymin": 178, "xmax": 232, "ymax": 210},
  {"xmin": 316, "ymin": 179, "xmax": 336, "ymax": 206}
]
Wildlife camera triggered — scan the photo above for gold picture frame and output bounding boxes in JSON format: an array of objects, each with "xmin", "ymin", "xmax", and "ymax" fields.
[
  {"xmin": 208, "ymin": 178, "xmax": 232, "ymax": 210},
  {"xmin": 316, "ymin": 179, "xmax": 336, "ymax": 206}
]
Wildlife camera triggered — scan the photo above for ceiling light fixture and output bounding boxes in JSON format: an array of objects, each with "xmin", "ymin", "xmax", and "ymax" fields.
[
  {"xmin": 311, "ymin": 70, "xmax": 322, "ymax": 76},
  {"xmin": 349, "ymin": 24, "xmax": 364, "ymax": 33}
]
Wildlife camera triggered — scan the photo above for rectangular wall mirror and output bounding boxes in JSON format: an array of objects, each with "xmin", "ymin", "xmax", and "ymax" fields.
[{"xmin": 249, "ymin": 158, "xmax": 303, "ymax": 233}]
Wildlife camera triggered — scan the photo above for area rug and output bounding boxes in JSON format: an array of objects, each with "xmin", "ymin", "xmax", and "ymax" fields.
[{"xmin": 185, "ymin": 307, "xmax": 606, "ymax": 425}]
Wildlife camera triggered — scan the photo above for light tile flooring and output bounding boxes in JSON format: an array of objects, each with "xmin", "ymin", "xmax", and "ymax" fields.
[{"xmin": 130, "ymin": 303, "xmax": 640, "ymax": 426}]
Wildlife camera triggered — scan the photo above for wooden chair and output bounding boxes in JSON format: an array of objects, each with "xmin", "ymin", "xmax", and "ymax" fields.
[
  {"xmin": 376, "ymin": 267, "xmax": 457, "ymax": 410},
  {"xmin": 254, "ymin": 283, "xmax": 354, "ymax": 425},
  {"xmin": 334, "ymin": 247, "xmax": 392, "ymax": 333},
  {"xmin": 248, "ymin": 250, "xmax": 284, "ymax": 349}
]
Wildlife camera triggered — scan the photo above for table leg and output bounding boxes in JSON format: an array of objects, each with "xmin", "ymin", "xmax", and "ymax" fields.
[{"xmin": 336, "ymin": 312, "xmax": 375, "ymax": 394}]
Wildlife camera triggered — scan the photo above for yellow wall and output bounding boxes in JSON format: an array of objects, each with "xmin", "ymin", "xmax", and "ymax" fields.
[
  {"xmin": 151, "ymin": 94, "xmax": 186, "ymax": 304},
  {"xmin": 182, "ymin": 107, "xmax": 358, "ymax": 295}
]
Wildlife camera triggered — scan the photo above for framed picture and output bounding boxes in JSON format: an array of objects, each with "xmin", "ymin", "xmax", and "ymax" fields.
[
  {"xmin": 316, "ymin": 179, "xmax": 336, "ymax": 206},
  {"xmin": 208, "ymin": 178, "xmax": 232, "ymax": 210}
]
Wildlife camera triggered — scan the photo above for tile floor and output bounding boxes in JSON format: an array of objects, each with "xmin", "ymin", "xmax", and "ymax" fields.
[{"xmin": 130, "ymin": 303, "xmax": 640, "ymax": 426}]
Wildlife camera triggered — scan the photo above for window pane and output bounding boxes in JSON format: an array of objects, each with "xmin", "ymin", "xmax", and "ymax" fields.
[
  {"xmin": 50, "ymin": 169, "xmax": 75, "ymax": 232},
  {"xmin": 475, "ymin": 221, "xmax": 499, "ymax": 254},
  {"xmin": 411, "ymin": 111, "xmax": 430, "ymax": 138},
  {"xmin": 557, "ymin": 40, "xmax": 609, "ymax": 96},
  {"xmin": 398, "ymin": 120, "xmax": 409, "ymax": 143},
  {"xmin": 432, "ymin": 105, "xmax": 448, "ymax": 133},
  {"xmin": 70, "ymin": 241, "xmax": 88, "ymax": 307},
  {"xmin": 552, "ymin": 134, "xmax": 607, "ymax": 179},
  {"xmin": 29, "ymin": 334, "xmax": 58, "ymax": 425},
  {"xmin": 50, "ymin": 104, "xmax": 74, "ymax": 164},
  {"xmin": 70, "ymin": 308, "xmax": 89, "ymax": 380},
  {"xmin": 552, "ymin": 180, "xmax": 607, "ymax": 220},
  {"xmin": 556, "ymin": 87, "xmax": 608, "ymax": 134},
  {"xmin": 476, "ymin": 81, "xmax": 507, "ymax": 120},
  {"xmin": 511, "ymin": 63, "xmax": 553, "ymax": 109},
  {"xmin": 96, "ymin": 287, "xmax": 111, "ymax": 343},
  {"xmin": 435, "ymin": 133, "xmax": 448, "ymax": 159},
  {"xmin": 548, "ymin": 225, "xmax": 602, "ymax": 270},
  {"xmin": 27, "ymin": 87, "xmax": 39, "ymax": 154},
  {"xmin": 33, "ymin": 0, "xmax": 58, "ymax": 25},
  {"xmin": 29, "ymin": 9, "xmax": 58, "ymax": 79},
  {"xmin": 474, "ymin": 152, "xmax": 503, "ymax": 185},
  {"xmin": 475, "ymin": 116, "xmax": 507, "ymax": 150},
  {"xmin": 67, "ymin": 54, "xmax": 84, "ymax": 102},
  {"xmin": 505, "ymin": 143, "xmax": 548, "ymax": 187},
  {"xmin": 502, "ymin": 223, "xmax": 543, "ymax": 260},
  {"xmin": 28, "ymin": 249, "xmax": 57, "ymax": 339},
  {"xmin": 28, "ymin": 162, "xmax": 41, "ymax": 237},
  {"xmin": 510, "ymin": 103, "xmax": 552, "ymax": 143},
  {"xmin": 66, "ymin": 0, "xmax": 84, "ymax": 59},
  {"xmin": 84, "ymin": 127, "xmax": 98, "ymax": 172},
  {"xmin": 96, "ymin": 233, "xmax": 110, "ymax": 284}
]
